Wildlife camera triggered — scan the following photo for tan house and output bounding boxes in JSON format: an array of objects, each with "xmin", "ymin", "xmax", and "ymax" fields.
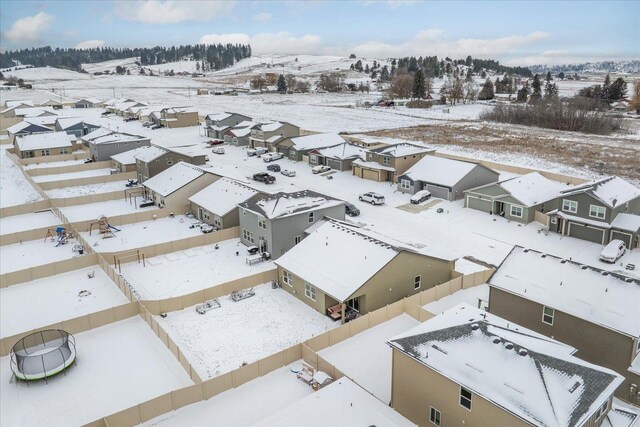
[
  {"xmin": 6, "ymin": 120, "xmax": 52, "ymax": 144},
  {"xmin": 110, "ymin": 146, "xmax": 156, "ymax": 173},
  {"xmin": 142, "ymin": 162, "xmax": 218, "ymax": 207},
  {"xmin": 275, "ymin": 220, "xmax": 454, "ymax": 321},
  {"xmin": 39, "ymin": 99, "xmax": 65, "ymax": 110},
  {"xmin": 388, "ymin": 303, "xmax": 624, "ymax": 427},
  {"xmin": 1, "ymin": 100, "xmax": 35, "ymax": 119},
  {"xmin": 134, "ymin": 145, "xmax": 207, "ymax": 183},
  {"xmin": 353, "ymin": 143, "xmax": 434, "ymax": 183},
  {"xmin": 488, "ymin": 246, "xmax": 640, "ymax": 404},
  {"xmin": 249, "ymin": 121, "xmax": 300, "ymax": 149},
  {"xmin": 189, "ymin": 177, "xmax": 260, "ymax": 229},
  {"xmin": 160, "ymin": 107, "xmax": 199, "ymax": 128},
  {"xmin": 14, "ymin": 131, "xmax": 76, "ymax": 159}
]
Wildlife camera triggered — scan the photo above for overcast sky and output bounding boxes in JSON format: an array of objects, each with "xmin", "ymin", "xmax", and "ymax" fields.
[{"xmin": 1, "ymin": 0, "xmax": 638, "ymax": 66}]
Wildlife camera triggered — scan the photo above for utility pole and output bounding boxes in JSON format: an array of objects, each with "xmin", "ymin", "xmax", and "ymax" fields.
[
  {"xmin": 113, "ymin": 87, "xmax": 116, "ymax": 99},
  {"xmin": 188, "ymin": 86, "xmax": 190, "ymax": 98}
]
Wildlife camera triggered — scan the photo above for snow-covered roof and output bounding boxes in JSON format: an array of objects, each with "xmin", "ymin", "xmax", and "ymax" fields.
[
  {"xmin": 110, "ymin": 146, "xmax": 157, "ymax": 165},
  {"xmin": 602, "ymin": 401, "xmax": 639, "ymax": 427},
  {"xmin": 82, "ymin": 127, "xmax": 112, "ymax": 141},
  {"xmin": 76, "ymin": 97, "xmax": 101, "ymax": 104},
  {"xmin": 499, "ymin": 172, "xmax": 567, "ymax": 207},
  {"xmin": 316, "ymin": 142, "xmax": 366, "ymax": 161},
  {"xmin": 489, "ymin": 246, "xmax": 640, "ymax": 337},
  {"xmin": 55, "ymin": 117, "xmax": 99, "ymax": 130},
  {"xmin": 15, "ymin": 131, "xmax": 74, "ymax": 151},
  {"xmin": 133, "ymin": 146, "xmax": 168, "ymax": 163},
  {"xmin": 242, "ymin": 190, "xmax": 343, "ymax": 220},
  {"xmin": 162, "ymin": 106, "xmax": 197, "ymax": 114},
  {"xmin": 254, "ymin": 378, "xmax": 414, "ymax": 426},
  {"xmin": 233, "ymin": 120, "xmax": 259, "ymax": 129},
  {"xmin": 259, "ymin": 122, "xmax": 285, "ymax": 132},
  {"xmin": 352, "ymin": 159, "xmax": 396, "ymax": 172},
  {"xmin": 551, "ymin": 210, "xmax": 611, "ymax": 228},
  {"xmin": 611, "ymin": 213, "xmax": 640, "ymax": 232},
  {"xmin": 266, "ymin": 135, "xmax": 285, "ymax": 144},
  {"xmin": 389, "ymin": 303, "xmax": 624, "ymax": 427},
  {"xmin": 15, "ymin": 115, "xmax": 58, "ymax": 127},
  {"xmin": 402, "ymin": 156, "xmax": 496, "ymax": 187},
  {"xmin": 208, "ymin": 124, "xmax": 230, "ymax": 132},
  {"xmin": 560, "ymin": 176, "xmax": 640, "ymax": 208},
  {"xmin": 4, "ymin": 100, "xmax": 33, "ymax": 109},
  {"xmin": 371, "ymin": 142, "xmax": 434, "ymax": 157},
  {"xmin": 14, "ymin": 107, "xmax": 57, "ymax": 117},
  {"xmin": 227, "ymin": 127, "xmax": 252, "ymax": 138},
  {"xmin": 7, "ymin": 121, "xmax": 50, "ymax": 134},
  {"xmin": 86, "ymin": 131, "xmax": 147, "ymax": 146},
  {"xmin": 205, "ymin": 112, "xmax": 232, "ymax": 122},
  {"xmin": 143, "ymin": 162, "xmax": 205, "ymax": 197},
  {"xmin": 189, "ymin": 178, "xmax": 258, "ymax": 216},
  {"xmin": 289, "ymin": 133, "xmax": 345, "ymax": 151}
]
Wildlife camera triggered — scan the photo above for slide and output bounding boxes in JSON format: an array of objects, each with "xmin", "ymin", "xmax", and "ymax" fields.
[{"xmin": 107, "ymin": 224, "xmax": 121, "ymax": 232}]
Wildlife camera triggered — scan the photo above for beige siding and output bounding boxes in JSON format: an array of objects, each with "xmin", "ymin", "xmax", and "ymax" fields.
[
  {"xmin": 277, "ymin": 267, "xmax": 331, "ymax": 314},
  {"xmin": 161, "ymin": 174, "xmax": 219, "ymax": 207}
]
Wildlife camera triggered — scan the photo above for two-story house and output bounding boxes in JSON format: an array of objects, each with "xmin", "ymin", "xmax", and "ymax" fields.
[
  {"xmin": 134, "ymin": 145, "xmax": 206, "ymax": 183},
  {"xmin": 142, "ymin": 162, "xmax": 218, "ymax": 208},
  {"xmin": 54, "ymin": 118, "xmax": 100, "ymax": 138},
  {"xmin": 548, "ymin": 176, "xmax": 640, "ymax": 247},
  {"xmin": 204, "ymin": 112, "xmax": 252, "ymax": 139},
  {"xmin": 276, "ymin": 133, "xmax": 346, "ymax": 162},
  {"xmin": 388, "ymin": 303, "xmax": 624, "ymax": 427},
  {"xmin": 238, "ymin": 190, "xmax": 345, "ymax": 259},
  {"xmin": 249, "ymin": 122, "xmax": 300, "ymax": 150},
  {"xmin": 189, "ymin": 178, "xmax": 261, "ymax": 229},
  {"xmin": 488, "ymin": 246, "xmax": 640, "ymax": 404},
  {"xmin": 159, "ymin": 107, "xmax": 199, "ymax": 128},
  {"xmin": 307, "ymin": 141, "xmax": 366, "ymax": 171},
  {"xmin": 83, "ymin": 128, "xmax": 151, "ymax": 161},
  {"xmin": 352, "ymin": 143, "xmax": 434, "ymax": 183},
  {"xmin": 223, "ymin": 121, "xmax": 261, "ymax": 147}
]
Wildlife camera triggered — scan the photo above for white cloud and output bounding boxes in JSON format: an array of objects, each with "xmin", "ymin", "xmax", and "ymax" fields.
[
  {"xmin": 75, "ymin": 40, "xmax": 106, "ymax": 49},
  {"xmin": 200, "ymin": 32, "xmax": 322, "ymax": 55},
  {"xmin": 252, "ymin": 12, "xmax": 272, "ymax": 22},
  {"xmin": 2, "ymin": 12, "xmax": 53, "ymax": 43},
  {"xmin": 199, "ymin": 33, "xmax": 252, "ymax": 46},
  {"xmin": 115, "ymin": 1, "xmax": 234, "ymax": 24}
]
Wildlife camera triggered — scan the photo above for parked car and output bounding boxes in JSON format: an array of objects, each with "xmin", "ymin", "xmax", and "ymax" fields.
[
  {"xmin": 410, "ymin": 190, "xmax": 432, "ymax": 204},
  {"xmin": 267, "ymin": 164, "xmax": 281, "ymax": 172},
  {"xmin": 253, "ymin": 172, "xmax": 276, "ymax": 184},
  {"xmin": 345, "ymin": 203, "xmax": 360, "ymax": 216},
  {"xmin": 150, "ymin": 124, "xmax": 162, "ymax": 129},
  {"xmin": 101, "ymin": 111, "xmax": 111, "ymax": 116},
  {"xmin": 124, "ymin": 117, "xmax": 137, "ymax": 122},
  {"xmin": 281, "ymin": 169, "xmax": 296, "ymax": 177},
  {"xmin": 600, "ymin": 239, "xmax": 626, "ymax": 263},
  {"xmin": 247, "ymin": 147, "xmax": 268, "ymax": 157},
  {"xmin": 359, "ymin": 192, "xmax": 385, "ymax": 205},
  {"xmin": 142, "ymin": 122, "xmax": 152, "ymax": 127},
  {"xmin": 207, "ymin": 139, "xmax": 224, "ymax": 146},
  {"xmin": 201, "ymin": 224, "xmax": 215, "ymax": 234},
  {"xmin": 262, "ymin": 152, "xmax": 284, "ymax": 162},
  {"xmin": 211, "ymin": 146, "xmax": 225, "ymax": 155},
  {"xmin": 312, "ymin": 165, "xmax": 331, "ymax": 174}
]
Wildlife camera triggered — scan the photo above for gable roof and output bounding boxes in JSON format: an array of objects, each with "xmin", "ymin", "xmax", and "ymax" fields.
[
  {"xmin": 189, "ymin": 178, "xmax": 259, "ymax": 217},
  {"xmin": 560, "ymin": 176, "xmax": 640, "ymax": 208},
  {"xmin": 110, "ymin": 146, "xmax": 158, "ymax": 165},
  {"xmin": 132, "ymin": 145, "xmax": 168, "ymax": 163},
  {"xmin": 83, "ymin": 128, "xmax": 148, "ymax": 145},
  {"xmin": 7, "ymin": 121, "xmax": 51, "ymax": 134},
  {"xmin": 75, "ymin": 98, "xmax": 102, "ymax": 104},
  {"xmin": 489, "ymin": 246, "xmax": 640, "ymax": 337},
  {"xmin": 498, "ymin": 172, "xmax": 567, "ymax": 207},
  {"xmin": 15, "ymin": 131, "xmax": 74, "ymax": 151},
  {"xmin": 401, "ymin": 156, "xmax": 497, "ymax": 188},
  {"xmin": 142, "ymin": 162, "xmax": 205, "ymax": 197},
  {"xmin": 241, "ymin": 190, "xmax": 343, "ymax": 220},
  {"xmin": 611, "ymin": 213, "xmax": 640, "ymax": 232},
  {"xmin": 55, "ymin": 117, "xmax": 100, "ymax": 130},
  {"xmin": 370, "ymin": 142, "xmax": 434, "ymax": 157},
  {"xmin": 389, "ymin": 303, "xmax": 623, "ymax": 427},
  {"xmin": 315, "ymin": 142, "xmax": 366, "ymax": 161},
  {"xmin": 289, "ymin": 133, "xmax": 346, "ymax": 151}
]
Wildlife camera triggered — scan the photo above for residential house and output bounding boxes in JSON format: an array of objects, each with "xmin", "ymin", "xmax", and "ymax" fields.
[
  {"xmin": 135, "ymin": 145, "xmax": 207, "ymax": 183},
  {"xmin": 38, "ymin": 99, "xmax": 64, "ymax": 110},
  {"xmin": 83, "ymin": 128, "xmax": 151, "ymax": 161},
  {"xmin": 142, "ymin": 162, "xmax": 218, "ymax": 207},
  {"xmin": 353, "ymin": 143, "xmax": 434, "ymax": 183},
  {"xmin": 307, "ymin": 141, "xmax": 366, "ymax": 171},
  {"xmin": 548, "ymin": 176, "xmax": 640, "ymax": 247},
  {"xmin": 110, "ymin": 146, "xmax": 155, "ymax": 173},
  {"xmin": 109, "ymin": 100, "xmax": 146, "ymax": 116},
  {"xmin": 13, "ymin": 107, "xmax": 58, "ymax": 119},
  {"xmin": 249, "ymin": 122, "xmax": 300, "ymax": 150},
  {"xmin": 464, "ymin": 172, "xmax": 567, "ymax": 224},
  {"xmin": 14, "ymin": 131, "xmax": 76, "ymax": 159},
  {"xmin": 6, "ymin": 121, "xmax": 52, "ymax": 144},
  {"xmin": 204, "ymin": 112, "xmax": 252, "ymax": 139},
  {"xmin": 239, "ymin": 190, "xmax": 345, "ymax": 259},
  {"xmin": 1, "ymin": 100, "xmax": 34, "ymax": 118},
  {"xmin": 276, "ymin": 133, "xmax": 346, "ymax": 162},
  {"xmin": 54, "ymin": 118, "xmax": 100, "ymax": 138},
  {"xmin": 276, "ymin": 219, "xmax": 454, "ymax": 319},
  {"xmin": 488, "ymin": 245, "xmax": 640, "ymax": 403},
  {"xmin": 160, "ymin": 107, "xmax": 199, "ymax": 128},
  {"xmin": 223, "ymin": 121, "xmax": 261, "ymax": 147},
  {"xmin": 397, "ymin": 156, "xmax": 500, "ymax": 201},
  {"xmin": 388, "ymin": 303, "xmax": 624, "ymax": 426},
  {"xmin": 189, "ymin": 178, "xmax": 260, "ymax": 229},
  {"xmin": 74, "ymin": 98, "xmax": 103, "ymax": 109},
  {"xmin": 136, "ymin": 106, "xmax": 163, "ymax": 123}
]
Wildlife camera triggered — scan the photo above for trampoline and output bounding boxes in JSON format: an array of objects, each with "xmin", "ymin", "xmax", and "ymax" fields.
[{"xmin": 10, "ymin": 329, "xmax": 76, "ymax": 382}]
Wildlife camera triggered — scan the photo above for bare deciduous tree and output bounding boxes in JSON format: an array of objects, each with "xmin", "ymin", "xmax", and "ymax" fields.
[
  {"xmin": 388, "ymin": 74, "xmax": 413, "ymax": 99},
  {"xmin": 250, "ymin": 75, "xmax": 266, "ymax": 90}
]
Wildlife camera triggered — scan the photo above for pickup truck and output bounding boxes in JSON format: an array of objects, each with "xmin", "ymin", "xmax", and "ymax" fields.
[
  {"xmin": 253, "ymin": 172, "xmax": 276, "ymax": 184},
  {"xmin": 262, "ymin": 152, "xmax": 284, "ymax": 162},
  {"xmin": 248, "ymin": 147, "xmax": 268, "ymax": 157}
]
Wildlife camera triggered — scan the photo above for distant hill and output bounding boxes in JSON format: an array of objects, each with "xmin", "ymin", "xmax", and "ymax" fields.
[{"xmin": 530, "ymin": 60, "xmax": 640, "ymax": 75}]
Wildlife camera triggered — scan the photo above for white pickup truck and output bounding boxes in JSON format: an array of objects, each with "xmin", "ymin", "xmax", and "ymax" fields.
[
  {"xmin": 262, "ymin": 152, "xmax": 284, "ymax": 162},
  {"xmin": 247, "ymin": 147, "xmax": 268, "ymax": 157}
]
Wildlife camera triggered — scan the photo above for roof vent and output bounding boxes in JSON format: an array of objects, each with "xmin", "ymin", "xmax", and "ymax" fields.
[
  {"xmin": 518, "ymin": 349, "xmax": 528, "ymax": 356},
  {"xmin": 560, "ymin": 259, "xmax": 567, "ymax": 264},
  {"xmin": 541, "ymin": 254, "xmax": 547, "ymax": 258},
  {"xmin": 504, "ymin": 342, "xmax": 514, "ymax": 350},
  {"xmin": 523, "ymin": 248, "xmax": 530, "ymax": 253},
  {"xmin": 568, "ymin": 381, "xmax": 581, "ymax": 393},
  {"xmin": 581, "ymin": 265, "xmax": 588, "ymax": 270},
  {"xmin": 601, "ymin": 271, "xmax": 609, "ymax": 276},
  {"xmin": 470, "ymin": 323, "xmax": 479, "ymax": 330},
  {"xmin": 492, "ymin": 337, "xmax": 501, "ymax": 344}
]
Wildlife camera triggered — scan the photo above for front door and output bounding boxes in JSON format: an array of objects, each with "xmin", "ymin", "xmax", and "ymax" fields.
[
  {"xmin": 259, "ymin": 238, "xmax": 268, "ymax": 253},
  {"xmin": 198, "ymin": 208, "xmax": 204, "ymax": 221},
  {"xmin": 494, "ymin": 201, "xmax": 504, "ymax": 216}
]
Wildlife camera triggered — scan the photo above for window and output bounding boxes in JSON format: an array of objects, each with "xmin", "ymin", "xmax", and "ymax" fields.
[
  {"xmin": 414, "ymin": 275, "xmax": 421, "ymax": 290},
  {"xmin": 258, "ymin": 217, "xmax": 266, "ymax": 229},
  {"xmin": 294, "ymin": 235, "xmax": 301, "ymax": 245},
  {"xmin": 595, "ymin": 400, "xmax": 608, "ymax": 419},
  {"xmin": 242, "ymin": 228, "xmax": 254, "ymax": 243},
  {"xmin": 429, "ymin": 407, "xmax": 441, "ymax": 426},
  {"xmin": 304, "ymin": 283, "xmax": 316, "ymax": 301},
  {"xmin": 400, "ymin": 179, "xmax": 410, "ymax": 190},
  {"xmin": 510, "ymin": 205, "xmax": 524, "ymax": 218},
  {"xmin": 282, "ymin": 270, "xmax": 292, "ymax": 287},
  {"xmin": 214, "ymin": 218, "xmax": 221, "ymax": 227},
  {"xmin": 589, "ymin": 204, "xmax": 606, "ymax": 219},
  {"xmin": 204, "ymin": 213, "xmax": 210, "ymax": 220},
  {"xmin": 60, "ymin": 148, "xmax": 69, "ymax": 154},
  {"xmin": 308, "ymin": 212, "xmax": 314, "ymax": 223},
  {"xmin": 542, "ymin": 306, "xmax": 554, "ymax": 325},
  {"xmin": 562, "ymin": 199, "xmax": 578, "ymax": 214},
  {"xmin": 382, "ymin": 156, "xmax": 390, "ymax": 165},
  {"xmin": 459, "ymin": 387, "xmax": 472, "ymax": 410},
  {"xmin": 310, "ymin": 155, "xmax": 317, "ymax": 164},
  {"xmin": 40, "ymin": 149, "xmax": 50, "ymax": 156}
]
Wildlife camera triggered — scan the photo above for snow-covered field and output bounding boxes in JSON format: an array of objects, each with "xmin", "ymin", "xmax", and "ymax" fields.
[
  {"xmin": 23, "ymin": 159, "xmax": 88, "ymax": 170},
  {"xmin": 58, "ymin": 199, "xmax": 157, "ymax": 223},
  {"xmin": 121, "ymin": 238, "xmax": 275, "ymax": 300},
  {"xmin": 317, "ymin": 314, "xmax": 419, "ymax": 404},
  {"xmin": 0, "ymin": 145, "xmax": 42, "ymax": 208},
  {"xmin": 0, "ymin": 317, "xmax": 192, "ymax": 427},
  {"xmin": 157, "ymin": 283, "xmax": 337, "ymax": 379},
  {"xmin": 0, "ymin": 266, "xmax": 129, "ymax": 337},
  {"xmin": 3, "ymin": 66, "xmax": 92, "ymax": 82},
  {"xmin": 423, "ymin": 284, "xmax": 490, "ymax": 314},
  {"xmin": 0, "ymin": 209, "xmax": 61, "ymax": 235},
  {"xmin": 32, "ymin": 168, "xmax": 113, "ymax": 183},
  {"xmin": 0, "ymin": 238, "xmax": 79, "ymax": 274},
  {"xmin": 46, "ymin": 181, "xmax": 131, "ymax": 198}
]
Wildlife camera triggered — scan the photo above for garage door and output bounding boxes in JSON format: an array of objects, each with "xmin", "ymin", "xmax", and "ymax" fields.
[
  {"xmin": 467, "ymin": 196, "xmax": 492, "ymax": 213},
  {"xmin": 610, "ymin": 231, "xmax": 632, "ymax": 248},
  {"xmin": 363, "ymin": 168, "xmax": 380, "ymax": 181},
  {"xmin": 426, "ymin": 184, "xmax": 450, "ymax": 200},
  {"xmin": 568, "ymin": 223, "xmax": 605, "ymax": 244},
  {"xmin": 327, "ymin": 159, "xmax": 342, "ymax": 171}
]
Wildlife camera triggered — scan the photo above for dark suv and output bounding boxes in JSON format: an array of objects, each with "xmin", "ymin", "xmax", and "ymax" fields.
[
  {"xmin": 253, "ymin": 172, "xmax": 276, "ymax": 184},
  {"xmin": 267, "ymin": 164, "xmax": 281, "ymax": 172},
  {"xmin": 345, "ymin": 203, "xmax": 360, "ymax": 217}
]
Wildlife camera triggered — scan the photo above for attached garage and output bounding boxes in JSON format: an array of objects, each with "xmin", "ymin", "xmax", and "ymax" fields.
[
  {"xmin": 363, "ymin": 168, "xmax": 381, "ymax": 181},
  {"xmin": 327, "ymin": 159, "xmax": 342, "ymax": 171},
  {"xmin": 467, "ymin": 196, "xmax": 493, "ymax": 213},
  {"xmin": 425, "ymin": 184, "xmax": 451, "ymax": 201},
  {"xmin": 568, "ymin": 222, "xmax": 606, "ymax": 244},
  {"xmin": 610, "ymin": 230, "xmax": 633, "ymax": 248}
]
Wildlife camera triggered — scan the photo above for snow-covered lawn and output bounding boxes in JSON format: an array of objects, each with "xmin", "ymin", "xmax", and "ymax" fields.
[
  {"xmin": 46, "ymin": 181, "xmax": 131, "ymax": 198},
  {"xmin": 157, "ymin": 284, "xmax": 337, "ymax": 379},
  {"xmin": 317, "ymin": 314, "xmax": 419, "ymax": 404},
  {"xmin": 423, "ymin": 284, "xmax": 490, "ymax": 314},
  {"xmin": 0, "ymin": 210, "xmax": 61, "ymax": 235},
  {"xmin": 0, "ymin": 144, "xmax": 42, "ymax": 208},
  {"xmin": 0, "ymin": 266, "xmax": 129, "ymax": 337},
  {"xmin": 121, "ymin": 238, "xmax": 275, "ymax": 300},
  {"xmin": 80, "ymin": 215, "xmax": 203, "ymax": 253},
  {"xmin": 32, "ymin": 168, "xmax": 113, "ymax": 183},
  {"xmin": 58, "ymin": 199, "xmax": 157, "ymax": 223},
  {"xmin": 0, "ymin": 317, "xmax": 192, "ymax": 427},
  {"xmin": 142, "ymin": 361, "xmax": 313, "ymax": 426},
  {"xmin": 0, "ymin": 238, "xmax": 80, "ymax": 274},
  {"xmin": 23, "ymin": 159, "xmax": 88, "ymax": 170}
]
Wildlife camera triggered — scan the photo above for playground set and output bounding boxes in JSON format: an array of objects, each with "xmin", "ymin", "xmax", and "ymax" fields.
[
  {"xmin": 44, "ymin": 227, "xmax": 69, "ymax": 247},
  {"xmin": 88, "ymin": 216, "xmax": 121, "ymax": 239}
]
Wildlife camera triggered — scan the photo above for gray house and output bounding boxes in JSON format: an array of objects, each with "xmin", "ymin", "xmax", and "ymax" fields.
[
  {"xmin": 74, "ymin": 98, "xmax": 103, "ymax": 108},
  {"xmin": 205, "ymin": 112, "xmax": 252, "ymax": 139},
  {"xmin": 223, "ymin": 121, "xmax": 260, "ymax": 146},
  {"xmin": 83, "ymin": 128, "xmax": 151, "ymax": 161},
  {"xmin": 307, "ymin": 142, "xmax": 366, "ymax": 171},
  {"xmin": 397, "ymin": 156, "xmax": 499, "ymax": 201},
  {"xmin": 548, "ymin": 176, "xmax": 640, "ymax": 247},
  {"xmin": 239, "ymin": 190, "xmax": 346, "ymax": 259},
  {"xmin": 249, "ymin": 122, "xmax": 300, "ymax": 149},
  {"xmin": 189, "ymin": 178, "xmax": 260, "ymax": 229},
  {"xmin": 54, "ymin": 118, "xmax": 101, "ymax": 138},
  {"xmin": 276, "ymin": 133, "xmax": 345, "ymax": 162},
  {"xmin": 464, "ymin": 172, "xmax": 566, "ymax": 224},
  {"xmin": 134, "ymin": 145, "xmax": 207, "ymax": 183}
]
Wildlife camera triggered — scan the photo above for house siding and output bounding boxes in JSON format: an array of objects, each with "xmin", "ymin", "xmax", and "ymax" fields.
[
  {"xmin": 277, "ymin": 267, "xmax": 331, "ymax": 315},
  {"xmin": 89, "ymin": 138, "xmax": 151, "ymax": 161}
]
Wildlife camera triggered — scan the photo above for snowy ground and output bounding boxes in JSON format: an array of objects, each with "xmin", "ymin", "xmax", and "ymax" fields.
[
  {"xmin": 157, "ymin": 284, "xmax": 337, "ymax": 379},
  {"xmin": 121, "ymin": 238, "xmax": 275, "ymax": 300},
  {"xmin": 58, "ymin": 199, "xmax": 157, "ymax": 223},
  {"xmin": 80, "ymin": 215, "xmax": 204, "ymax": 253},
  {"xmin": 317, "ymin": 314, "xmax": 419, "ymax": 404},
  {"xmin": 143, "ymin": 361, "xmax": 313, "ymax": 427},
  {"xmin": 454, "ymin": 258, "xmax": 489, "ymax": 275},
  {"xmin": 0, "ymin": 209, "xmax": 61, "ymax": 235},
  {"xmin": 0, "ymin": 238, "xmax": 80, "ymax": 274},
  {"xmin": 0, "ymin": 145, "xmax": 42, "ymax": 208},
  {"xmin": 23, "ymin": 159, "xmax": 88, "ymax": 170},
  {"xmin": 32, "ymin": 168, "xmax": 113, "ymax": 183},
  {"xmin": 423, "ymin": 284, "xmax": 490, "ymax": 314},
  {"xmin": 0, "ymin": 266, "xmax": 129, "ymax": 337},
  {"xmin": 46, "ymin": 181, "xmax": 131, "ymax": 198},
  {"xmin": 0, "ymin": 317, "xmax": 192, "ymax": 427}
]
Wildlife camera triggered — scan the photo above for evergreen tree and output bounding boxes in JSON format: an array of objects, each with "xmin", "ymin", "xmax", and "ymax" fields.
[
  {"xmin": 558, "ymin": 72, "xmax": 565, "ymax": 80},
  {"xmin": 516, "ymin": 85, "xmax": 528, "ymax": 102},
  {"xmin": 412, "ymin": 69, "xmax": 426, "ymax": 99},
  {"xmin": 608, "ymin": 77, "xmax": 628, "ymax": 101},
  {"xmin": 364, "ymin": 64, "xmax": 370, "ymax": 73},
  {"xmin": 601, "ymin": 74, "xmax": 611, "ymax": 101},
  {"xmin": 349, "ymin": 53, "xmax": 356, "ymax": 59},
  {"xmin": 545, "ymin": 71, "xmax": 552, "ymax": 83},
  {"xmin": 530, "ymin": 74, "xmax": 542, "ymax": 100},
  {"xmin": 478, "ymin": 78, "xmax": 495, "ymax": 100},
  {"xmin": 380, "ymin": 66, "xmax": 390, "ymax": 81},
  {"xmin": 544, "ymin": 81, "xmax": 558, "ymax": 99},
  {"xmin": 465, "ymin": 55, "xmax": 473, "ymax": 67},
  {"xmin": 354, "ymin": 60, "xmax": 363, "ymax": 72},
  {"xmin": 277, "ymin": 74, "xmax": 287, "ymax": 93},
  {"xmin": 481, "ymin": 70, "xmax": 487, "ymax": 78}
]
